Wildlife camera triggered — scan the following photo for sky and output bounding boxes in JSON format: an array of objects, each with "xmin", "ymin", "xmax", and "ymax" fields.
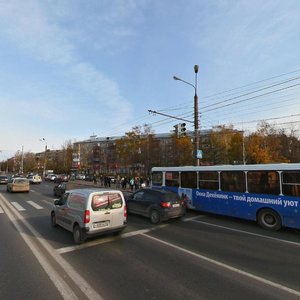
[{"xmin": 1, "ymin": 0, "xmax": 300, "ymax": 161}]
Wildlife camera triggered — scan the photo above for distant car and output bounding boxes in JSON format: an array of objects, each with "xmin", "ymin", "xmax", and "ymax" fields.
[
  {"xmin": 108, "ymin": 176, "xmax": 116, "ymax": 184},
  {"xmin": 76, "ymin": 174, "xmax": 85, "ymax": 180},
  {"xmin": 0, "ymin": 175, "xmax": 8, "ymax": 184},
  {"xmin": 53, "ymin": 182, "xmax": 67, "ymax": 197},
  {"xmin": 54, "ymin": 174, "xmax": 69, "ymax": 184},
  {"xmin": 126, "ymin": 188, "xmax": 186, "ymax": 224},
  {"xmin": 7, "ymin": 177, "xmax": 30, "ymax": 193},
  {"xmin": 28, "ymin": 174, "xmax": 42, "ymax": 184},
  {"xmin": 45, "ymin": 174, "xmax": 57, "ymax": 182},
  {"xmin": 84, "ymin": 175, "xmax": 94, "ymax": 182}
]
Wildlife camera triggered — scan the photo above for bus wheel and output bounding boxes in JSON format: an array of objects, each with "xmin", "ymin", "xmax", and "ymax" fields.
[{"xmin": 257, "ymin": 208, "xmax": 282, "ymax": 231}]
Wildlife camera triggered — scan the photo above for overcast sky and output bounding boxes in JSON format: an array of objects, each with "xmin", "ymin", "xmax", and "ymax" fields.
[{"xmin": 1, "ymin": 0, "xmax": 300, "ymax": 160}]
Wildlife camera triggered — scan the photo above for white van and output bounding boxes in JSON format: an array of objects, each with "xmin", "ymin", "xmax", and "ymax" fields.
[{"xmin": 51, "ymin": 188, "xmax": 127, "ymax": 243}]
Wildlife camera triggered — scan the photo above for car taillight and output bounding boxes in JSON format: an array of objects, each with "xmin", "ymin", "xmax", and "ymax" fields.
[
  {"xmin": 160, "ymin": 201, "xmax": 171, "ymax": 208},
  {"xmin": 84, "ymin": 210, "xmax": 90, "ymax": 224},
  {"xmin": 124, "ymin": 205, "xmax": 127, "ymax": 218}
]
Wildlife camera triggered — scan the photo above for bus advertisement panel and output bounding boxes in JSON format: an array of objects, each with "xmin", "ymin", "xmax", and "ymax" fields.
[{"xmin": 151, "ymin": 164, "xmax": 300, "ymax": 231}]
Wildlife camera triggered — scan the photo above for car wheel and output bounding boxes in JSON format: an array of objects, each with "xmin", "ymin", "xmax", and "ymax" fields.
[
  {"xmin": 73, "ymin": 224, "xmax": 85, "ymax": 244},
  {"xmin": 51, "ymin": 212, "xmax": 57, "ymax": 227},
  {"xmin": 257, "ymin": 208, "xmax": 282, "ymax": 231},
  {"xmin": 149, "ymin": 209, "xmax": 161, "ymax": 224}
]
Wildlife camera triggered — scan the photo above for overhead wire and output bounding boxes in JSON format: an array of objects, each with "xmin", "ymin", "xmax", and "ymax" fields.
[{"xmin": 107, "ymin": 68, "xmax": 300, "ymax": 137}]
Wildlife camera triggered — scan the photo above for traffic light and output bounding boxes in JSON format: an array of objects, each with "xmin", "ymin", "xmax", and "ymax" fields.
[
  {"xmin": 173, "ymin": 124, "xmax": 179, "ymax": 137},
  {"xmin": 180, "ymin": 123, "xmax": 186, "ymax": 136}
]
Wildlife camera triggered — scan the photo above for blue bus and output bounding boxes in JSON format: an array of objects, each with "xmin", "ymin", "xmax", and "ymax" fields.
[{"xmin": 151, "ymin": 164, "xmax": 300, "ymax": 231}]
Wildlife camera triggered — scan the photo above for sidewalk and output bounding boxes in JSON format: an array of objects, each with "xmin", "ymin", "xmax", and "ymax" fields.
[{"xmin": 66, "ymin": 180, "xmax": 132, "ymax": 192}]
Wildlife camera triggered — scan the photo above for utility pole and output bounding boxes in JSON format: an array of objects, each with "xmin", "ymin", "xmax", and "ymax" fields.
[{"xmin": 173, "ymin": 65, "xmax": 200, "ymax": 165}]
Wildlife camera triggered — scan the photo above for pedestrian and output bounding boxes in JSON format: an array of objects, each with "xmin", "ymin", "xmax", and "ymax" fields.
[
  {"xmin": 130, "ymin": 177, "xmax": 134, "ymax": 191},
  {"xmin": 93, "ymin": 174, "xmax": 97, "ymax": 184}
]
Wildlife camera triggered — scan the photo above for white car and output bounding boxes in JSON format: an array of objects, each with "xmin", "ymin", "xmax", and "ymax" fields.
[
  {"xmin": 29, "ymin": 174, "xmax": 42, "ymax": 184},
  {"xmin": 46, "ymin": 174, "xmax": 57, "ymax": 181},
  {"xmin": 51, "ymin": 188, "xmax": 127, "ymax": 244}
]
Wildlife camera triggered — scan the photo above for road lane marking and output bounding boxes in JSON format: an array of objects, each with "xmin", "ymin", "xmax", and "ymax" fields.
[
  {"xmin": 1, "ymin": 196, "xmax": 79, "ymax": 300},
  {"xmin": 191, "ymin": 219, "xmax": 300, "ymax": 247},
  {"xmin": 0, "ymin": 206, "xmax": 4, "ymax": 213},
  {"xmin": 0, "ymin": 194, "xmax": 104, "ymax": 300},
  {"xmin": 142, "ymin": 233, "xmax": 300, "ymax": 297},
  {"xmin": 11, "ymin": 202, "xmax": 26, "ymax": 211},
  {"xmin": 27, "ymin": 201, "xmax": 43, "ymax": 210},
  {"xmin": 182, "ymin": 215, "xmax": 205, "ymax": 222},
  {"xmin": 56, "ymin": 224, "xmax": 168, "ymax": 254}
]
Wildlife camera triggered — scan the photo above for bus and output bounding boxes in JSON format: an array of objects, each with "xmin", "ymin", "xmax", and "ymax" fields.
[{"xmin": 151, "ymin": 164, "xmax": 300, "ymax": 231}]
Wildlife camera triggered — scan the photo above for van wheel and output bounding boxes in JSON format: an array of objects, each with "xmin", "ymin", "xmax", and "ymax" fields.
[
  {"xmin": 150, "ymin": 209, "xmax": 161, "ymax": 224},
  {"xmin": 257, "ymin": 208, "xmax": 282, "ymax": 231},
  {"xmin": 73, "ymin": 225, "xmax": 85, "ymax": 244},
  {"xmin": 51, "ymin": 212, "xmax": 57, "ymax": 227}
]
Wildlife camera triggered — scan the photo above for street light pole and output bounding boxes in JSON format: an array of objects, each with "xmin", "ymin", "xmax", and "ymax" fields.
[
  {"xmin": 173, "ymin": 65, "xmax": 200, "ymax": 166},
  {"xmin": 40, "ymin": 138, "xmax": 47, "ymax": 177}
]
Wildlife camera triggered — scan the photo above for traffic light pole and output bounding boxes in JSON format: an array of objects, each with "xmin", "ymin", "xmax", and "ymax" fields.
[
  {"xmin": 148, "ymin": 110, "xmax": 193, "ymax": 124},
  {"xmin": 173, "ymin": 65, "xmax": 200, "ymax": 166},
  {"xmin": 194, "ymin": 65, "xmax": 200, "ymax": 166}
]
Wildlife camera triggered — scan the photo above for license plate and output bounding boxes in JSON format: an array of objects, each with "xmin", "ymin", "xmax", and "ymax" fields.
[
  {"xmin": 93, "ymin": 221, "xmax": 109, "ymax": 228},
  {"xmin": 172, "ymin": 203, "xmax": 180, "ymax": 208}
]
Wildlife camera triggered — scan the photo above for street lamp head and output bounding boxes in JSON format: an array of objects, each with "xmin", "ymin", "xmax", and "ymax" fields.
[
  {"xmin": 173, "ymin": 76, "xmax": 180, "ymax": 81},
  {"xmin": 194, "ymin": 65, "xmax": 199, "ymax": 74}
]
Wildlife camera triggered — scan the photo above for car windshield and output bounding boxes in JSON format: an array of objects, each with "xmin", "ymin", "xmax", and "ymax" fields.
[{"xmin": 15, "ymin": 179, "xmax": 28, "ymax": 184}]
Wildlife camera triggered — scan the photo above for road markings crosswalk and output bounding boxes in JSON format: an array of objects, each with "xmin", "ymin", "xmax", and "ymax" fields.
[
  {"xmin": 11, "ymin": 202, "xmax": 26, "ymax": 211},
  {"xmin": 10, "ymin": 201, "xmax": 44, "ymax": 212},
  {"xmin": 27, "ymin": 201, "xmax": 43, "ymax": 210}
]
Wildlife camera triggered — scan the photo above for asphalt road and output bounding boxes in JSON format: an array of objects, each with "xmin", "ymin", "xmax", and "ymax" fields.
[{"xmin": 0, "ymin": 181, "xmax": 300, "ymax": 300}]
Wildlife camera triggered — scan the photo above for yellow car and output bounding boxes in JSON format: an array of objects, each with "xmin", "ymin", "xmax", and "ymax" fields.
[{"xmin": 7, "ymin": 177, "xmax": 30, "ymax": 193}]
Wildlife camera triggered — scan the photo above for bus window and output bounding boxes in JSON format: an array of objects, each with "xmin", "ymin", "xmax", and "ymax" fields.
[
  {"xmin": 198, "ymin": 172, "xmax": 219, "ymax": 190},
  {"xmin": 221, "ymin": 171, "xmax": 245, "ymax": 193},
  {"xmin": 282, "ymin": 171, "xmax": 300, "ymax": 197},
  {"xmin": 181, "ymin": 171, "xmax": 197, "ymax": 188},
  {"xmin": 248, "ymin": 171, "xmax": 280, "ymax": 195},
  {"xmin": 165, "ymin": 172, "xmax": 179, "ymax": 187},
  {"xmin": 152, "ymin": 172, "xmax": 163, "ymax": 186}
]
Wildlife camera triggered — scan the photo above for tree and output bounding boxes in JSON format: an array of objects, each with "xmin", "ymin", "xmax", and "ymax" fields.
[
  {"xmin": 205, "ymin": 125, "xmax": 243, "ymax": 164},
  {"xmin": 171, "ymin": 135, "xmax": 193, "ymax": 166},
  {"xmin": 116, "ymin": 124, "xmax": 157, "ymax": 175},
  {"xmin": 246, "ymin": 121, "xmax": 289, "ymax": 164}
]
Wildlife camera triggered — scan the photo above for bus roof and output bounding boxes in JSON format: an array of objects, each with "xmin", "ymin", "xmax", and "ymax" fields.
[{"xmin": 151, "ymin": 163, "xmax": 300, "ymax": 172}]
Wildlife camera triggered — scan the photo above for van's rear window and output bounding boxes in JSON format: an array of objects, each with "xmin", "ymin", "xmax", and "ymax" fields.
[{"xmin": 92, "ymin": 193, "xmax": 123, "ymax": 211}]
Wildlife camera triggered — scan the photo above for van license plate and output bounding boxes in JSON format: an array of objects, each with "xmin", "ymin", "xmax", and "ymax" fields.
[{"xmin": 93, "ymin": 221, "xmax": 109, "ymax": 228}]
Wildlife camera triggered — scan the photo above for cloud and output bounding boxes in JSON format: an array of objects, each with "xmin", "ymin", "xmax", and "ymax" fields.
[
  {"xmin": 0, "ymin": 0, "xmax": 134, "ymax": 128},
  {"xmin": 0, "ymin": 0, "xmax": 74, "ymax": 64}
]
